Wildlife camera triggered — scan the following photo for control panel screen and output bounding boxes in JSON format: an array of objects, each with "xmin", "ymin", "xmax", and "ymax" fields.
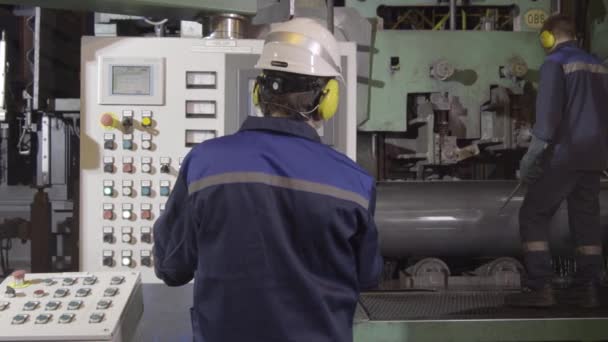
[{"xmin": 112, "ymin": 66, "xmax": 151, "ymax": 96}]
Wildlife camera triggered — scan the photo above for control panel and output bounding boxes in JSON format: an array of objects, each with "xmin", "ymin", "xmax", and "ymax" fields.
[
  {"xmin": 81, "ymin": 37, "xmax": 357, "ymax": 283},
  {"xmin": 0, "ymin": 271, "xmax": 142, "ymax": 341}
]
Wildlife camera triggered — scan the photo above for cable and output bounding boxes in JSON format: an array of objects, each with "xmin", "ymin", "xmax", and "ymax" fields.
[
  {"xmin": 0, "ymin": 237, "xmax": 11, "ymax": 276},
  {"xmin": 258, "ymin": 99, "xmax": 320, "ymax": 121}
]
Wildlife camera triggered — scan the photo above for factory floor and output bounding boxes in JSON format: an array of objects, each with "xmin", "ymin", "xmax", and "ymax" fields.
[{"xmin": 137, "ymin": 284, "xmax": 608, "ymax": 342}]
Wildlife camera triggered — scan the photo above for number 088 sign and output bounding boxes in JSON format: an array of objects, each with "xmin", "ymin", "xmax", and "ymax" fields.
[{"xmin": 525, "ymin": 9, "xmax": 549, "ymax": 29}]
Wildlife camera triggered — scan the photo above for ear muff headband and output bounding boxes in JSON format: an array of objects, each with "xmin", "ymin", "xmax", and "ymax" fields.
[
  {"xmin": 540, "ymin": 30, "xmax": 556, "ymax": 49},
  {"xmin": 317, "ymin": 79, "xmax": 339, "ymax": 121}
]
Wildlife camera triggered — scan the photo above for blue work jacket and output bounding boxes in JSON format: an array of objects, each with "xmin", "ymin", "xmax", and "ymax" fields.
[
  {"xmin": 153, "ymin": 116, "xmax": 383, "ymax": 342},
  {"xmin": 533, "ymin": 41, "xmax": 608, "ymax": 170}
]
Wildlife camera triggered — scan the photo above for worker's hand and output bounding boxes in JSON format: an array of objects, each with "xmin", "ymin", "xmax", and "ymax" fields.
[
  {"xmin": 519, "ymin": 135, "xmax": 549, "ymax": 184},
  {"xmin": 519, "ymin": 153, "xmax": 544, "ymax": 184}
]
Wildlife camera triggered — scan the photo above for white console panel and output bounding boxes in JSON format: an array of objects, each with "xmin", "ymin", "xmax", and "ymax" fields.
[
  {"xmin": 80, "ymin": 37, "xmax": 357, "ymax": 283},
  {"xmin": 0, "ymin": 272, "xmax": 142, "ymax": 342}
]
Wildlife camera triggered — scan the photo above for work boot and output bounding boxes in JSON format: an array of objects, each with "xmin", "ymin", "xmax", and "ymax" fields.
[
  {"xmin": 504, "ymin": 284, "xmax": 556, "ymax": 308},
  {"xmin": 559, "ymin": 282, "xmax": 601, "ymax": 308}
]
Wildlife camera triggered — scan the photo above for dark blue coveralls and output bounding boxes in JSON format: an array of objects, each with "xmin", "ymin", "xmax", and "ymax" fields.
[
  {"xmin": 153, "ymin": 116, "xmax": 383, "ymax": 342},
  {"xmin": 520, "ymin": 41, "xmax": 608, "ymax": 288}
]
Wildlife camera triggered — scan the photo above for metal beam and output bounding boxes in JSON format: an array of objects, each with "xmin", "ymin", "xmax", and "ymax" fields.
[{"xmin": 0, "ymin": 0, "xmax": 256, "ymax": 18}]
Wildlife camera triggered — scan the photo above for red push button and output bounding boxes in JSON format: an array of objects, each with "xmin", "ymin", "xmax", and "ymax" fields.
[
  {"xmin": 122, "ymin": 163, "xmax": 134, "ymax": 173},
  {"xmin": 141, "ymin": 210, "xmax": 152, "ymax": 220},
  {"xmin": 103, "ymin": 210, "xmax": 114, "ymax": 220}
]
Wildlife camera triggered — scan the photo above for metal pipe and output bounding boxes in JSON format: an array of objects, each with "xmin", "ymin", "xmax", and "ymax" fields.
[
  {"xmin": 375, "ymin": 181, "xmax": 608, "ymax": 258},
  {"xmin": 327, "ymin": 0, "xmax": 334, "ymax": 34},
  {"xmin": 449, "ymin": 0, "xmax": 456, "ymax": 31},
  {"xmin": 208, "ymin": 13, "xmax": 246, "ymax": 39}
]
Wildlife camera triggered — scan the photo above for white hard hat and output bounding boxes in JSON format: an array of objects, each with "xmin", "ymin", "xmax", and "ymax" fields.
[{"xmin": 255, "ymin": 18, "xmax": 341, "ymax": 78}]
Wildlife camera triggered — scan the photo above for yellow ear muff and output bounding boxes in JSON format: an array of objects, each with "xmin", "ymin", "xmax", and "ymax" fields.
[
  {"xmin": 540, "ymin": 30, "xmax": 556, "ymax": 50},
  {"xmin": 318, "ymin": 79, "xmax": 339, "ymax": 121},
  {"xmin": 252, "ymin": 81, "xmax": 260, "ymax": 107}
]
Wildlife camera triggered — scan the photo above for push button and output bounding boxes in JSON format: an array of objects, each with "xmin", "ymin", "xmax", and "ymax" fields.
[
  {"xmin": 4, "ymin": 286, "xmax": 16, "ymax": 298},
  {"xmin": 45, "ymin": 301, "xmax": 60, "ymax": 311},
  {"xmin": 58, "ymin": 313, "xmax": 75, "ymax": 324},
  {"xmin": 97, "ymin": 299, "xmax": 112, "ymax": 310},
  {"xmin": 110, "ymin": 276, "xmax": 124, "ymax": 285},
  {"xmin": 141, "ymin": 110, "xmax": 153, "ymax": 128},
  {"xmin": 90, "ymin": 312, "xmax": 105, "ymax": 323},
  {"xmin": 83, "ymin": 276, "xmax": 97, "ymax": 286},
  {"xmin": 103, "ymin": 133, "xmax": 115, "ymax": 150},
  {"xmin": 160, "ymin": 180, "xmax": 170, "ymax": 197},
  {"xmin": 76, "ymin": 288, "xmax": 91, "ymax": 297},
  {"xmin": 122, "ymin": 110, "xmax": 133, "ymax": 130},
  {"xmin": 141, "ymin": 157, "xmax": 152, "ymax": 174},
  {"xmin": 122, "ymin": 203, "xmax": 133, "ymax": 220},
  {"xmin": 35, "ymin": 313, "xmax": 52, "ymax": 324},
  {"xmin": 23, "ymin": 301, "xmax": 39, "ymax": 311},
  {"xmin": 104, "ymin": 287, "xmax": 118, "ymax": 297},
  {"xmin": 141, "ymin": 133, "xmax": 152, "ymax": 150},
  {"xmin": 141, "ymin": 250, "xmax": 152, "ymax": 267},
  {"xmin": 121, "ymin": 250, "xmax": 133, "ymax": 267},
  {"xmin": 141, "ymin": 204, "xmax": 152, "ymax": 220},
  {"xmin": 122, "ymin": 157, "xmax": 134, "ymax": 174},
  {"xmin": 160, "ymin": 157, "xmax": 171, "ymax": 174},
  {"xmin": 122, "ymin": 134, "xmax": 133, "ymax": 150},
  {"xmin": 103, "ymin": 156, "xmax": 114, "ymax": 173},
  {"xmin": 141, "ymin": 180, "xmax": 152, "ymax": 197},
  {"xmin": 11, "ymin": 314, "xmax": 28, "ymax": 325},
  {"xmin": 141, "ymin": 117, "xmax": 152, "ymax": 127},
  {"xmin": 122, "ymin": 181, "xmax": 133, "ymax": 197},
  {"xmin": 53, "ymin": 288, "xmax": 69, "ymax": 298},
  {"xmin": 141, "ymin": 227, "xmax": 152, "ymax": 244},
  {"xmin": 103, "ymin": 180, "xmax": 114, "ymax": 197},
  {"xmin": 67, "ymin": 300, "xmax": 82, "ymax": 310},
  {"xmin": 99, "ymin": 113, "xmax": 118, "ymax": 129},
  {"xmin": 103, "ymin": 204, "xmax": 114, "ymax": 220},
  {"xmin": 100, "ymin": 112, "xmax": 118, "ymax": 129},
  {"xmin": 102, "ymin": 250, "xmax": 114, "ymax": 267},
  {"xmin": 103, "ymin": 226, "xmax": 114, "ymax": 244},
  {"xmin": 121, "ymin": 227, "xmax": 133, "ymax": 244},
  {"xmin": 62, "ymin": 277, "xmax": 76, "ymax": 286}
]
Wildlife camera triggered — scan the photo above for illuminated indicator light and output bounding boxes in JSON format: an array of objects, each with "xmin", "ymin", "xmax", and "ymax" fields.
[{"xmin": 142, "ymin": 117, "xmax": 152, "ymax": 127}]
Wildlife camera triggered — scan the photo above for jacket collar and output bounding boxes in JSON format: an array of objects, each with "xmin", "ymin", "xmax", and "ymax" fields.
[
  {"xmin": 551, "ymin": 40, "xmax": 578, "ymax": 54},
  {"xmin": 239, "ymin": 116, "xmax": 321, "ymax": 143}
]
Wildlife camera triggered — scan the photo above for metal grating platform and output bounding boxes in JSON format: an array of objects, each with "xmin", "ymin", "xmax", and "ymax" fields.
[{"xmin": 358, "ymin": 291, "xmax": 608, "ymax": 321}]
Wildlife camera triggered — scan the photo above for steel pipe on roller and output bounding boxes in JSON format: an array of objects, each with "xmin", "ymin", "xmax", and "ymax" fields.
[{"xmin": 375, "ymin": 181, "xmax": 608, "ymax": 258}]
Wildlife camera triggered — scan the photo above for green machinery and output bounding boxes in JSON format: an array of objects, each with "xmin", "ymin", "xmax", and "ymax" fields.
[
  {"xmin": 348, "ymin": 0, "xmax": 553, "ymax": 178},
  {"xmin": 590, "ymin": 0, "xmax": 608, "ymax": 61}
]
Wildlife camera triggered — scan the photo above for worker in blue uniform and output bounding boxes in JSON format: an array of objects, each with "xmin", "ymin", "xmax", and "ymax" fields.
[
  {"xmin": 153, "ymin": 18, "xmax": 383, "ymax": 342},
  {"xmin": 506, "ymin": 15, "xmax": 608, "ymax": 308}
]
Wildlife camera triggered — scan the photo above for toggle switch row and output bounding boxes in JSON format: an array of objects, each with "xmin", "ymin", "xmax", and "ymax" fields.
[
  {"xmin": 103, "ymin": 156, "xmax": 180, "ymax": 174},
  {"xmin": 102, "ymin": 250, "xmax": 152, "ymax": 268},
  {"xmin": 103, "ymin": 226, "xmax": 153, "ymax": 244},
  {"xmin": 102, "ymin": 203, "xmax": 166, "ymax": 221},
  {"xmin": 103, "ymin": 180, "xmax": 172, "ymax": 197},
  {"xmin": 103, "ymin": 132, "xmax": 153, "ymax": 151},
  {"xmin": 100, "ymin": 110, "xmax": 154, "ymax": 130}
]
